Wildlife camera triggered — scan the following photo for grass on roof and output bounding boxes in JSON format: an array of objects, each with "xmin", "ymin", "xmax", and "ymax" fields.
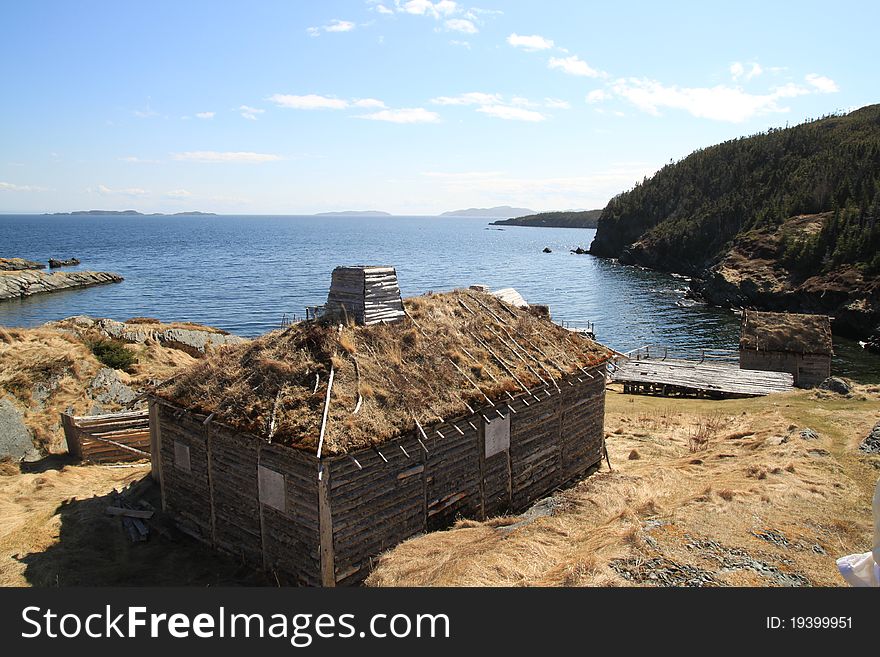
[{"xmin": 158, "ymin": 289, "xmax": 611, "ymax": 455}]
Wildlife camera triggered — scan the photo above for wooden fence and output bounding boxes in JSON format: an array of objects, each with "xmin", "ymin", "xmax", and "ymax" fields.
[{"xmin": 62, "ymin": 409, "xmax": 151, "ymax": 463}]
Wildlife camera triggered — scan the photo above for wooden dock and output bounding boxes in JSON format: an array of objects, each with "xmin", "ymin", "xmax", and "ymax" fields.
[{"xmin": 611, "ymin": 358, "xmax": 794, "ymax": 398}]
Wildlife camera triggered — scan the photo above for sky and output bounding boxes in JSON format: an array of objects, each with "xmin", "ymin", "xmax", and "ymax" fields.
[{"xmin": 1, "ymin": 0, "xmax": 877, "ymax": 215}]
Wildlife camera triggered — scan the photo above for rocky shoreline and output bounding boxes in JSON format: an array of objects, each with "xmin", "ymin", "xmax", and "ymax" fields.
[{"xmin": 0, "ymin": 269, "xmax": 123, "ymax": 301}]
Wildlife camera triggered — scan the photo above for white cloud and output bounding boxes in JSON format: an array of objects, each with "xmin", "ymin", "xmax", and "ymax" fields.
[
  {"xmin": 308, "ymin": 19, "xmax": 356, "ymax": 36},
  {"xmin": 375, "ymin": 4, "xmax": 394, "ymax": 15},
  {"xmin": 356, "ymin": 107, "xmax": 441, "ymax": 123},
  {"xmin": 195, "ymin": 111, "xmax": 215, "ymax": 119},
  {"xmin": 449, "ymin": 39, "xmax": 470, "ymax": 48},
  {"xmin": 507, "ymin": 33, "xmax": 554, "ymax": 51},
  {"xmin": 431, "ymin": 92, "xmax": 502, "ymax": 105},
  {"xmin": 0, "ymin": 181, "xmax": 46, "ymax": 192},
  {"xmin": 268, "ymin": 94, "xmax": 349, "ymax": 110},
  {"xmin": 586, "ymin": 89, "xmax": 611, "ymax": 103},
  {"xmin": 239, "ymin": 105, "xmax": 265, "ymax": 120},
  {"xmin": 93, "ymin": 184, "xmax": 149, "ymax": 197},
  {"xmin": 609, "ymin": 77, "xmax": 816, "ymax": 122},
  {"xmin": 730, "ymin": 61, "xmax": 763, "ymax": 82},
  {"xmin": 476, "ymin": 105, "xmax": 546, "ymax": 122},
  {"xmin": 400, "ymin": 0, "xmax": 458, "ymax": 18},
  {"xmin": 544, "ymin": 98, "xmax": 571, "ymax": 109},
  {"xmin": 166, "ymin": 189, "xmax": 193, "ymax": 199},
  {"xmin": 352, "ymin": 98, "xmax": 387, "ymax": 108},
  {"xmin": 172, "ymin": 151, "xmax": 282, "ymax": 163},
  {"xmin": 805, "ymin": 73, "xmax": 839, "ymax": 93},
  {"xmin": 548, "ymin": 55, "xmax": 602, "ymax": 78},
  {"xmin": 431, "ymin": 92, "xmax": 559, "ymax": 119},
  {"xmin": 325, "ymin": 19, "xmax": 356, "ymax": 32},
  {"xmin": 511, "ymin": 96, "xmax": 538, "ymax": 107},
  {"xmin": 445, "ymin": 18, "xmax": 477, "ymax": 33}
]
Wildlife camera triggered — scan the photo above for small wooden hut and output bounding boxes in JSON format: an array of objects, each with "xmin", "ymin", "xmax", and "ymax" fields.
[
  {"xmin": 149, "ymin": 269, "xmax": 610, "ymax": 585},
  {"xmin": 739, "ymin": 310, "xmax": 833, "ymax": 388}
]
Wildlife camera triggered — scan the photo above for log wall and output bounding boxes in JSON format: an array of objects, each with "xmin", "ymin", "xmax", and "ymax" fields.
[
  {"xmin": 739, "ymin": 349, "xmax": 831, "ymax": 388},
  {"xmin": 153, "ymin": 364, "xmax": 606, "ymax": 586}
]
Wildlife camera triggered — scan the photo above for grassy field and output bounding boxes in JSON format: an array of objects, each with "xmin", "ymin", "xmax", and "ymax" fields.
[{"xmin": 1, "ymin": 382, "xmax": 878, "ymax": 587}]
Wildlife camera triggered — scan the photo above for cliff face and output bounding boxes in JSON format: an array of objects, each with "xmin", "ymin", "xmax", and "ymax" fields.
[
  {"xmin": 588, "ymin": 105, "xmax": 880, "ymax": 340},
  {"xmin": 685, "ymin": 213, "xmax": 880, "ymax": 339}
]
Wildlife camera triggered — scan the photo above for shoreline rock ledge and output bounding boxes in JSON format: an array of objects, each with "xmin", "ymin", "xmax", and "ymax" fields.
[{"xmin": 0, "ymin": 269, "xmax": 123, "ymax": 301}]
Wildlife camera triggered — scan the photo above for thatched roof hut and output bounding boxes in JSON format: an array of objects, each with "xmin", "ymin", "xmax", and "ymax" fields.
[
  {"xmin": 739, "ymin": 310, "xmax": 833, "ymax": 387},
  {"xmin": 150, "ymin": 280, "xmax": 611, "ymax": 585},
  {"xmin": 156, "ymin": 289, "xmax": 609, "ymax": 456},
  {"xmin": 739, "ymin": 310, "xmax": 833, "ymax": 355}
]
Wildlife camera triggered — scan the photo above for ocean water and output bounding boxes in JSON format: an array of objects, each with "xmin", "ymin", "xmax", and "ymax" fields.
[{"xmin": 1, "ymin": 214, "xmax": 877, "ymax": 381}]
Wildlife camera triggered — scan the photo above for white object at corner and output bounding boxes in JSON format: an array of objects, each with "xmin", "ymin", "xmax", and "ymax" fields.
[{"xmin": 836, "ymin": 477, "xmax": 880, "ymax": 587}]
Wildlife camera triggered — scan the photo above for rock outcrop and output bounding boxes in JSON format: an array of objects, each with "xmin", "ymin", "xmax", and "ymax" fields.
[
  {"xmin": 0, "ymin": 398, "xmax": 40, "ymax": 461},
  {"xmin": 0, "ymin": 257, "xmax": 44, "ymax": 271},
  {"xmin": 0, "ymin": 270, "xmax": 123, "ymax": 301},
  {"xmin": 51, "ymin": 316, "xmax": 246, "ymax": 355},
  {"xmin": 48, "ymin": 257, "xmax": 80, "ymax": 268}
]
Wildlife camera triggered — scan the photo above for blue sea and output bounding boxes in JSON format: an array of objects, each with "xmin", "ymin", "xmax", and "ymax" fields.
[{"xmin": 1, "ymin": 214, "xmax": 877, "ymax": 381}]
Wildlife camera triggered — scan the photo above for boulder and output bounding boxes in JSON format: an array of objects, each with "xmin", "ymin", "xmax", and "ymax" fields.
[
  {"xmin": 819, "ymin": 377, "xmax": 852, "ymax": 395},
  {"xmin": 570, "ymin": 246, "xmax": 588, "ymax": 255},
  {"xmin": 89, "ymin": 368, "xmax": 137, "ymax": 409},
  {"xmin": 0, "ymin": 398, "xmax": 40, "ymax": 461},
  {"xmin": 48, "ymin": 257, "xmax": 80, "ymax": 268},
  {"xmin": 860, "ymin": 422, "xmax": 880, "ymax": 454},
  {"xmin": 542, "ymin": 247, "xmax": 552, "ymax": 253}
]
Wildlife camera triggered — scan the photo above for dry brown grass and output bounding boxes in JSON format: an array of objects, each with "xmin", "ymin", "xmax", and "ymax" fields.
[
  {"xmin": 0, "ymin": 322, "xmax": 202, "ymax": 453},
  {"xmin": 366, "ymin": 384, "xmax": 880, "ymax": 587},
  {"xmin": 0, "ymin": 464, "xmax": 267, "ymax": 587},
  {"xmin": 159, "ymin": 290, "xmax": 611, "ymax": 455}
]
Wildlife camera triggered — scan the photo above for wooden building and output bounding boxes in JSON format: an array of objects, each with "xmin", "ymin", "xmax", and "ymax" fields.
[
  {"xmin": 739, "ymin": 310, "xmax": 833, "ymax": 388},
  {"xmin": 149, "ymin": 271, "xmax": 609, "ymax": 586}
]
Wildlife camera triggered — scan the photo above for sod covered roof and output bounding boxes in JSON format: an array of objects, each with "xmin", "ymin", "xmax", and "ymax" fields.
[
  {"xmin": 157, "ymin": 289, "xmax": 611, "ymax": 455},
  {"xmin": 739, "ymin": 310, "xmax": 833, "ymax": 356}
]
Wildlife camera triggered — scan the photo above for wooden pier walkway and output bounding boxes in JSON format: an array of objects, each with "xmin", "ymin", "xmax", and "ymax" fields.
[{"xmin": 611, "ymin": 358, "xmax": 794, "ymax": 398}]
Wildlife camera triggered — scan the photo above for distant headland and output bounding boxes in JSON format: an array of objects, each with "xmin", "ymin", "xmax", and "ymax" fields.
[
  {"xmin": 313, "ymin": 210, "xmax": 392, "ymax": 217},
  {"xmin": 440, "ymin": 206, "xmax": 536, "ymax": 218},
  {"xmin": 491, "ymin": 209, "xmax": 602, "ymax": 228},
  {"xmin": 45, "ymin": 210, "xmax": 217, "ymax": 216}
]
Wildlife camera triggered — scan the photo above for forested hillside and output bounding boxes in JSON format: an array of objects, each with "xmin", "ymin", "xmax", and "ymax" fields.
[
  {"xmin": 590, "ymin": 104, "xmax": 880, "ymax": 276},
  {"xmin": 588, "ymin": 104, "xmax": 880, "ymax": 342},
  {"xmin": 491, "ymin": 209, "xmax": 601, "ymax": 228}
]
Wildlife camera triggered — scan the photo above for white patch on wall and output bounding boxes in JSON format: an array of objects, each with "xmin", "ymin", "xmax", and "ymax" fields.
[
  {"xmin": 258, "ymin": 465, "xmax": 287, "ymax": 512},
  {"xmin": 173, "ymin": 441, "xmax": 191, "ymax": 472},
  {"xmin": 484, "ymin": 413, "xmax": 510, "ymax": 458}
]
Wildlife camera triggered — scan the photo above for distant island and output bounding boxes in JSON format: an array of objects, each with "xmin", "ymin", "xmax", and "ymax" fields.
[
  {"xmin": 46, "ymin": 210, "xmax": 217, "ymax": 216},
  {"xmin": 440, "ymin": 206, "xmax": 535, "ymax": 218},
  {"xmin": 313, "ymin": 210, "xmax": 392, "ymax": 217},
  {"xmin": 491, "ymin": 209, "xmax": 602, "ymax": 228}
]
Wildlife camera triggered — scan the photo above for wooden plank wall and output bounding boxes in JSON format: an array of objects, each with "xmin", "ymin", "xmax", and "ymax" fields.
[
  {"xmin": 157, "ymin": 407, "xmax": 214, "ymax": 541},
  {"xmin": 62, "ymin": 410, "xmax": 151, "ymax": 463},
  {"xmin": 155, "ymin": 403, "xmax": 323, "ymax": 585},
  {"xmin": 323, "ymin": 365, "xmax": 606, "ymax": 584},
  {"xmin": 259, "ymin": 442, "xmax": 322, "ymax": 586},
  {"xmin": 154, "ymin": 363, "xmax": 606, "ymax": 586}
]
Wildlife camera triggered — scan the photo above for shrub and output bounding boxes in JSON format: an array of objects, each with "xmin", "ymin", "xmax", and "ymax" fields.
[{"xmin": 89, "ymin": 338, "xmax": 138, "ymax": 372}]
